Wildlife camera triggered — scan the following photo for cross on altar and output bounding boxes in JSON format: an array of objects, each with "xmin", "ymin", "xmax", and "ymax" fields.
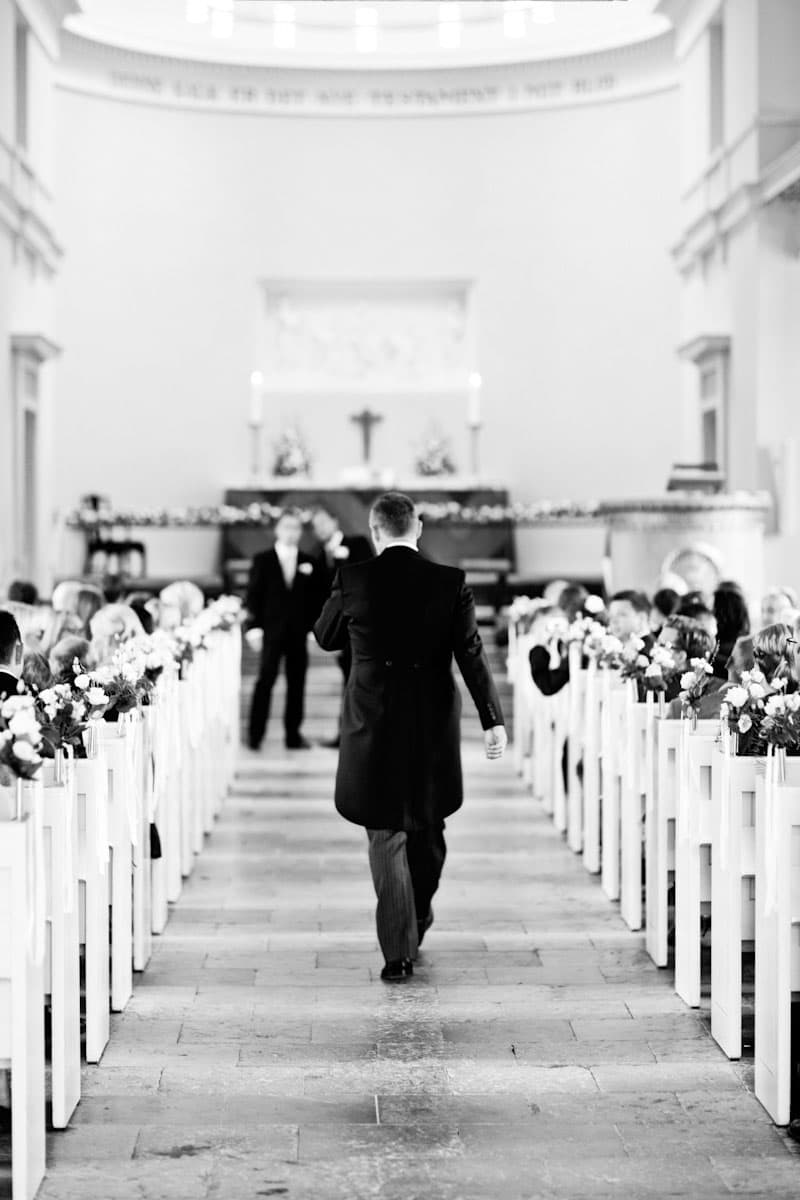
[{"xmin": 350, "ymin": 407, "xmax": 384, "ymax": 464}]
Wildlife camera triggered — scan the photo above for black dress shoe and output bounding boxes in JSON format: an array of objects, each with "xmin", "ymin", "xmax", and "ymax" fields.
[
  {"xmin": 320, "ymin": 735, "xmax": 341, "ymax": 749},
  {"xmin": 417, "ymin": 909, "xmax": 434, "ymax": 949},
  {"xmin": 380, "ymin": 959, "xmax": 413, "ymax": 982},
  {"xmin": 285, "ymin": 736, "xmax": 312, "ymax": 750},
  {"xmin": 247, "ymin": 740, "xmax": 261, "ymax": 752}
]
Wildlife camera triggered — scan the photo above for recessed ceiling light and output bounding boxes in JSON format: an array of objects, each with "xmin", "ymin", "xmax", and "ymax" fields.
[
  {"xmin": 439, "ymin": 1, "xmax": 461, "ymax": 49},
  {"xmin": 274, "ymin": 2, "xmax": 296, "ymax": 48},
  {"xmin": 530, "ymin": 1, "xmax": 555, "ymax": 25},
  {"xmin": 185, "ymin": 0, "xmax": 209, "ymax": 24},
  {"xmin": 503, "ymin": 1, "xmax": 527, "ymax": 39},
  {"xmin": 355, "ymin": 6, "xmax": 378, "ymax": 53}
]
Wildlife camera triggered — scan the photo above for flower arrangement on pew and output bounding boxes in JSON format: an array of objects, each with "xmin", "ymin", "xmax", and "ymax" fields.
[
  {"xmin": 0, "ymin": 694, "xmax": 44, "ymax": 785},
  {"xmin": 758, "ymin": 693, "xmax": 800, "ymax": 766},
  {"xmin": 678, "ymin": 658, "xmax": 714, "ymax": 729},
  {"xmin": 642, "ymin": 645, "xmax": 678, "ymax": 702},
  {"xmin": 719, "ymin": 671, "xmax": 770, "ymax": 753},
  {"xmin": 92, "ymin": 648, "xmax": 153, "ymax": 722},
  {"xmin": 619, "ymin": 637, "xmax": 652, "ymax": 686},
  {"xmin": 507, "ymin": 596, "xmax": 542, "ymax": 635}
]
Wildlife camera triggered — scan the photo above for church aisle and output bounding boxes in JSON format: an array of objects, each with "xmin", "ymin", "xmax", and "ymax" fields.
[{"xmin": 39, "ymin": 746, "xmax": 798, "ymax": 1200}]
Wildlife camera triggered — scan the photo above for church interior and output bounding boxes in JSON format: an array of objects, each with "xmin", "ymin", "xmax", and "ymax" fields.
[{"xmin": 2, "ymin": 1, "xmax": 800, "ymax": 1197}]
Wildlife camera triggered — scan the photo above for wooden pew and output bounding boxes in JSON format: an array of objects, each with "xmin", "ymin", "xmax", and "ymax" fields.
[
  {"xmin": 620, "ymin": 690, "xmax": 651, "ymax": 932},
  {"xmin": 74, "ymin": 751, "xmax": 110, "ymax": 1064},
  {"xmin": 99, "ymin": 723, "xmax": 137, "ymax": 1013},
  {"xmin": 647, "ymin": 716, "xmax": 681, "ymax": 967},
  {"xmin": 754, "ymin": 756, "xmax": 800, "ymax": 1126},
  {"xmin": 601, "ymin": 675, "xmax": 626, "ymax": 902},
  {"xmin": 674, "ymin": 722, "xmax": 718, "ymax": 1008},
  {"xmin": 566, "ymin": 644, "xmax": 585, "ymax": 854},
  {"xmin": 710, "ymin": 746, "xmax": 756, "ymax": 1059},
  {"xmin": 40, "ymin": 766, "xmax": 81, "ymax": 1129},
  {"xmin": 582, "ymin": 660, "xmax": 601, "ymax": 875},
  {"xmin": 0, "ymin": 802, "xmax": 46, "ymax": 1200}
]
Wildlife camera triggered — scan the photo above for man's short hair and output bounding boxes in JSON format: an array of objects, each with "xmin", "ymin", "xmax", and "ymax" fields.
[
  {"xmin": 8, "ymin": 580, "xmax": 38, "ymax": 605},
  {"xmin": 0, "ymin": 611, "xmax": 23, "ymax": 665},
  {"xmin": 370, "ymin": 493, "xmax": 417, "ymax": 539},
  {"xmin": 610, "ymin": 589, "xmax": 650, "ymax": 614},
  {"xmin": 664, "ymin": 614, "xmax": 715, "ymax": 662}
]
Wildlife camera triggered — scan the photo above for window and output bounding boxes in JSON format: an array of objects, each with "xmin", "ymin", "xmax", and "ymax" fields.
[
  {"xmin": 709, "ymin": 19, "xmax": 724, "ymax": 153},
  {"xmin": 678, "ymin": 335, "xmax": 730, "ymax": 482},
  {"xmin": 15, "ymin": 10, "xmax": 28, "ymax": 150}
]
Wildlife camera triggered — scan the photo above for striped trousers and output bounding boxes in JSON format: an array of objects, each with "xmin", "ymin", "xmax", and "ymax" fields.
[{"xmin": 366, "ymin": 826, "xmax": 446, "ymax": 962}]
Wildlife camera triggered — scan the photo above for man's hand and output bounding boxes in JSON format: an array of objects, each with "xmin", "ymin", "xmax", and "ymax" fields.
[
  {"xmin": 244, "ymin": 628, "xmax": 264, "ymax": 653},
  {"xmin": 484, "ymin": 725, "xmax": 507, "ymax": 760}
]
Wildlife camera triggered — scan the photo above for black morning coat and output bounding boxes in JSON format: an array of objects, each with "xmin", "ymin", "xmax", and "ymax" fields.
[
  {"xmin": 245, "ymin": 548, "xmax": 322, "ymax": 641},
  {"xmin": 313, "ymin": 546, "xmax": 504, "ymax": 832}
]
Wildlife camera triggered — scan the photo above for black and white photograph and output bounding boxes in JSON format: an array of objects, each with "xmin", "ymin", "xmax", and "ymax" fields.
[{"xmin": 2, "ymin": 0, "xmax": 800, "ymax": 1196}]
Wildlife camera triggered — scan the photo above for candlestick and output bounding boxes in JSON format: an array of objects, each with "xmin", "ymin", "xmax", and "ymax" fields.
[
  {"xmin": 249, "ymin": 370, "xmax": 264, "ymax": 425},
  {"xmin": 468, "ymin": 371, "xmax": 482, "ymax": 427}
]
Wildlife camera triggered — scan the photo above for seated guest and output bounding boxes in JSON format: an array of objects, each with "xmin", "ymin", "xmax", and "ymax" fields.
[
  {"xmin": 0, "ymin": 612, "xmax": 24, "ymax": 699},
  {"xmin": 125, "ymin": 592, "xmax": 157, "ymax": 635},
  {"xmin": 649, "ymin": 587, "xmax": 680, "ymax": 634},
  {"xmin": 657, "ymin": 615, "xmax": 716, "ymax": 701},
  {"xmin": 713, "ymin": 584, "xmax": 751, "ymax": 678},
  {"xmin": 76, "ymin": 585, "xmax": 104, "ymax": 637},
  {"xmin": 728, "ymin": 636, "xmax": 756, "ymax": 683},
  {"xmin": 90, "ymin": 604, "xmax": 144, "ymax": 662},
  {"xmin": 543, "ymin": 579, "xmax": 570, "ymax": 605},
  {"xmin": 761, "ymin": 586, "xmax": 798, "ymax": 628},
  {"xmin": 528, "ymin": 605, "xmax": 570, "ymax": 697},
  {"xmin": 557, "ymin": 584, "xmax": 589, "ymax": 623},
  {"xmin": 753, "ymin": 624, "xmax": 796, "ymax": 692},
  {"xmin": 7, "ymin": 580, "xmax": 38, "ymax": 605},
  {"xmin": 50, "ymin": 635, "xmax": 95, "ymax": 683},
  {"xmin": 159, "ymin": 580, "xmax": 205, "ymax": 626},
  {"xmin": 0, "ymin": 600, "xmax": 46, "ymax": 652},
  {"xmin": 21, "ymin": 651, "xmax": 53, "ymax": 694},
  {"xmin": 608, "ymin": 590, "xmax": 653, "ymax": 652}
]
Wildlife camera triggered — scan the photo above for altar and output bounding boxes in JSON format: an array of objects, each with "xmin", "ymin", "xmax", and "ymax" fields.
[{"xmin": 221, "ymin": 483, "xmax": 513, "ymax": 571}]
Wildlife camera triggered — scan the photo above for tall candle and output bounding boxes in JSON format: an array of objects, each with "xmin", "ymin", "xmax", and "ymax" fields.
[
  {"xmin": 468, "ymin": 372, "xmax": 482, "ymax": 426},
  {"xmin": 250, "ymin": 370, "xmax": 264, "ymax": 424}
]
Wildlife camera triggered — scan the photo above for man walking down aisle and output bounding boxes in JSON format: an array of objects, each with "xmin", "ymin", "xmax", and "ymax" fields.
[{"xmin": 314, "ymin": 492, "xmax": 507, "ymax": 981}]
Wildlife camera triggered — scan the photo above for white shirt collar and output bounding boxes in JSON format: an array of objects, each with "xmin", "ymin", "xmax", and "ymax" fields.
[
  {"xmin": 381, "ymin": 539, "xmax": 419, "ymax": 553},
  {"xmin": 274, "ymin": 542, "xmax": 298, "ymax": 560}
]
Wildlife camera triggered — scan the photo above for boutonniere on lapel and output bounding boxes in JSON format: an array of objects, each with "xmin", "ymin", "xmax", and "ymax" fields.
[
  {"xmin": 333, "ymin": 546, "xmax": 350, "ymax": 560},
  {"xmin": 298, "ymin": 562, "xmax": 314, "ymax": 576}
]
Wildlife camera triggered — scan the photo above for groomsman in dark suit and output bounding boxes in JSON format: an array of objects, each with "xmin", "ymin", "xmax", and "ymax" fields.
[
  {"xmin": 311, "ymin": 504, "xmax": 373, "ymax": 748},
  {"xmin": 245, "ymin": 508, "xmax": 323, "ymax": 751},
  {"xmin": 314, "ymin": 492, "xmax": 507, "ymax": 981},
  {"xmin": 0, "ymin": 612, "xmax": 24, "ymax": 699}
]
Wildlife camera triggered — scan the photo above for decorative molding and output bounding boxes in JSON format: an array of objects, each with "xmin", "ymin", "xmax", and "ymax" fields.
[
  {"xmin": 677, "ymin": 334, "xmax": 730, "ymax": 363},
  {"xmin": 56, "ymin": 29, "xmax": 677, "ymax": 119},
  {"xmin": 11, "ymin": 333, "xmax": 62, "ymax": 361}
]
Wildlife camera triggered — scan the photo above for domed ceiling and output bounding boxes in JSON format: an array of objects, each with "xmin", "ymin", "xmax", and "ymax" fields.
[{"xmin": 65, "ymin": 0, "xmax": 669, "ymax": 70}]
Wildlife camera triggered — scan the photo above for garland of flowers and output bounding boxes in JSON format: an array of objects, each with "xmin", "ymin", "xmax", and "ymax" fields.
[
  {"xmin": 677, "ymin": 658, "xmax": 714, "ymax": 720},
  {"xmin": 65, "ymin": 498, "xmax": 602, "ymax": 530}
]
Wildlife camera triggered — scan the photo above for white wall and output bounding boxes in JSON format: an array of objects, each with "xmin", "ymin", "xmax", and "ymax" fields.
[{"xmin": 53, "ymin": 83, "xmax": 682, "ymax": 577}]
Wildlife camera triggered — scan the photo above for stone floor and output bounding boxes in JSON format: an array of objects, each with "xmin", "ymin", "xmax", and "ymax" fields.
[{"xmin": 37, "ymin": 740, "xmax": 800, "ymax": 1199}]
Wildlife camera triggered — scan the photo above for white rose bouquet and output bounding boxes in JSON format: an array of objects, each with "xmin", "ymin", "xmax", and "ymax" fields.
[
  {"xmin": 678, "ymin": 657, "xmax": 714, "ymax": 721},
  {"xmin": 759, "ymin": 691, "xmax": 800, "ymax": 753},
  {"xmin": 0, "ymin": 694, "xmax": 44, "ymax": 784},
  {"xmin": 719, "ymin": 669, "xmax": 770, "ymax": 748},
  {"xmin": 619, "ymin": 637, "xmax": 651, "ymax": 687}
]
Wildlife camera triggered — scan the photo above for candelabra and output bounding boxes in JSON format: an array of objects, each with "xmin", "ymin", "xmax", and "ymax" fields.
[
  {"xmin": 248, "ymin": 417, "xmax": 264, "ymax": 483},
  {"xmin": 468, "ymin": 418, "xmax": 483, "ymax": 479}
]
